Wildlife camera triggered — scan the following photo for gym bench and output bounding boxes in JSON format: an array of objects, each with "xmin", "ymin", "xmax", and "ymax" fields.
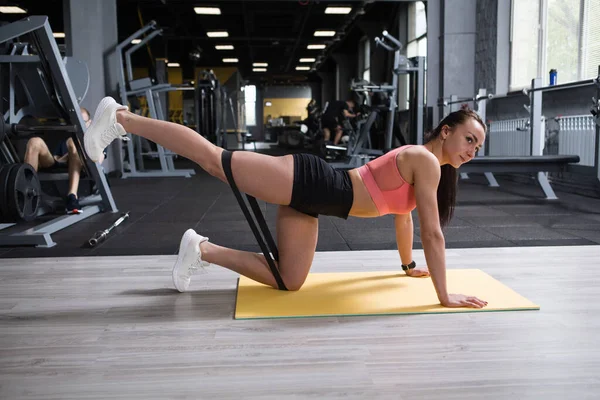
[{"xmin": 459, "ymin": 155, "xmax": 580, "ymax": 200}]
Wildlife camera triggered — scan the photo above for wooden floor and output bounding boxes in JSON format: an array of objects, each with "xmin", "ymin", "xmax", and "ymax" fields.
[{"xmin": 1, "ymin": 246, "xmax": 599, "ymax": 399}]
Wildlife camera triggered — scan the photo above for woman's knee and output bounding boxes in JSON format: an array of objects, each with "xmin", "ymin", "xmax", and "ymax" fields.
[
  {"xmin": 283, "ymin": 280, "xmax": 305, "ymax": 291},
  {"xmin": 204, "ymin": 146, "xmax": 225, "ymax": 180},
  {"xmin": 280, "ymin": 269, "xmax": 309, "ymax": 291}
]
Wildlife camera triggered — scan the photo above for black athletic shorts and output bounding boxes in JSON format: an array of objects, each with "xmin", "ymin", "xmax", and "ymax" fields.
[
  {"xmin": 321, "ymin": 114, "xmax": 340, "ymax": 132},
  {"xmin": 289, "ymin": 153, "xmax": 354, "ymax": 219}
]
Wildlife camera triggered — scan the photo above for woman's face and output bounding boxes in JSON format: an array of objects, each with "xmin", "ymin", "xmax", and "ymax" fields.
[{"xmin": 443, "ymin": 118, "xmax": 486, "ymax": 168}]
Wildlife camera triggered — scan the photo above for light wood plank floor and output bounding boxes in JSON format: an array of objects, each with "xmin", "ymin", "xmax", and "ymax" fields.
[{"xmin": 1, "ymin": 246, "xmax": 599, "ymax": 400}]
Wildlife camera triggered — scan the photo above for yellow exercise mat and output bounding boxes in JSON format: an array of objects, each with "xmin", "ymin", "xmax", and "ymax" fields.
[{"xmin": 235, "ymin": 269, "xmax": 540, "ymax": 319}]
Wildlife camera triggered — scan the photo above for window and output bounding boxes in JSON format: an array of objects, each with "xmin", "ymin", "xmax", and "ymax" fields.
[
  {"xmin": 510, "ymin": 0, "xmax": 599, "ymax": 90},
  {"xmin": 361, "ymin": 37, "xmax": 370, "ymax": 82},
  {"xmin": 403, "ymin": 1, "xmax": 427, "ymax": 110},
  {"xmin": 582, "ymin": 0, "xmax": 600, "ymax": 78},
  {"xmin": 244, "ymin": 85, "xmax": 256, "ymax": 126},
  {"xmin": 406, "ymin": 1, "xmax": 427, "ymax": 58},
  {"xmin": 510, "ymin": 0, "xmax": 540, "ymax": 89}
]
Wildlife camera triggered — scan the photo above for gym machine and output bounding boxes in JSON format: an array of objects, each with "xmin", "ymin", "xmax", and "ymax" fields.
[
  {"xmin": 0, "ymin": 16, "xmax": 118, "ymax": 247},
  {"xmin": 326, "ymin": 30, "xmax": 425, "ymax": 169},
  {"xmin": 194, "ymin": 70, "xmax": 244, "ymax": 150},
  {"xmin": 326, "ymin": 108, "xmax": 381, "ymax": 170},
  {"xmin": 116, "ymin": 21, "xmax": 195, "ymax": 179},
  {"xmin": 195, "ymin": 70, "xmax": 226, "ymax": 147},
  {"xmin": 374, "ymin": 30, "xmax": 425, "ymax": 148}
]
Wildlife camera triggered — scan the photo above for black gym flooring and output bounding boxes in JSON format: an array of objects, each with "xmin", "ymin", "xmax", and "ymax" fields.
[{"xmin": 2, "ymin": 151, "xmax": 600, "ymax": 259}]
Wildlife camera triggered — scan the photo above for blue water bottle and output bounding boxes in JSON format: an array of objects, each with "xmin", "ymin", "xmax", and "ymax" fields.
[{"xmin": 549, "ymin": 69, "xmax": 557, "ymax": 85}]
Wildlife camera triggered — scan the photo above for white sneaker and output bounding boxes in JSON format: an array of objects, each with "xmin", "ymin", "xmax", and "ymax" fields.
[
  {"xmin": 172, "ymin": 229, "xmax": 210, "ymax": 292},
  {"xmin": 84, "ymin": 97, "xmax": 129, "ymax": 162}
]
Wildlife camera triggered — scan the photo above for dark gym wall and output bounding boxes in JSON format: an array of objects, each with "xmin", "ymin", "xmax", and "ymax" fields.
[
  {"xmin": 475, "ymin": 0, "xmax": 498, "ymax": 96},
  {"xmin": 63, "ymin": 0, "xmax": 120, "ymax": 173},
  {"xmin": 308, "ymin": 81, "xmax": 322, "ymax": 113},
  {"xmin": 426, "ymin": 0, "xmax": 478, "ymax": 124},
  {"xmin": 318, "ymin": 71, "xmax": 335, "ymax": 110},
  {"xmin": 331, "ymin": 53, "xmax": 357, "ymax": 102}
]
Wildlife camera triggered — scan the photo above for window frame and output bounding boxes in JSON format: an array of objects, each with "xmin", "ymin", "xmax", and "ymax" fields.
[
  {"xmin": 244, "ymin": 84, "xmax": 257, "ymax": 127},
  {"xmin": 509, "ymin": 0, "xmax": 591, "ymax": 91}
]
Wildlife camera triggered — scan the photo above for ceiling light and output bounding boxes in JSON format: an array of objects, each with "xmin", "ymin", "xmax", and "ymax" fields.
[
  {"xmin": 299, "ymin": 58, "xmax": 316, "ymax": 62},
  {"xmin": 296, "ymin": 66, "xmax": 310, "ymax": 71},
  {"xmin": 307, "ymin": 44, "xmax": 326, "ymax": 50},
  {"xmin": 207, "ymin": 31, "xmax": 228, "ymax": 38},
  {"xmin": 215, "ymin": 45, "xmax": 234, "ymax": 50},
  {"xmin": 167, "ymin": 62, "xmax": 180, "ymax": 67},
  {"xmin": 253, "ymin": 63, "xmax": 268, "ymax": 67},
  {"xmin": 53, "ymin": 32, "xmax": 65, "ymax": 38},
  {"xmin": 253, "ymin": 68, "xmax": 267, "ymax": 72},
  {"xmin": 223, "ymin": 58, "xmax": 238, "ymax": 63},
  {"xmin": 194, "ymin": 7, "xmax": 221, "ymax": 15},
  {"xmin": 325, "ymin": 7, "xmax": 352, "ymax": 14},
  {"xmin": 314, "ymin": 31, "xmax": 335, "ymax": 37},
  {"xmin": 0, "ymin": 6, "xmax": 26, "ymax": 13},
  {"xmin": 131, "ymin": 39, "xmax": 141, "ymax": 44}
]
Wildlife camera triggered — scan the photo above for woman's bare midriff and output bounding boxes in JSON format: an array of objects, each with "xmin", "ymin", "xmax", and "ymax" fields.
[{"xmin": 347, "ymin": 169, "xmax": 380, "ymax": 217}]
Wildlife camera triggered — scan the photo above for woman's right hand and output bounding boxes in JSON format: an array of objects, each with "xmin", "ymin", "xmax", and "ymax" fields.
[{"xmin": 441, "ymin": 294, "xmax": 487, "ymax": 308}]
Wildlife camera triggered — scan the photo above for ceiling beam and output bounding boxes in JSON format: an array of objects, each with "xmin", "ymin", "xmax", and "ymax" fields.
[
  {"xmin": 284, "ymin": 3, "xmax": 313, "ymax": 73},
  {"xmin": 241, "ymin": 1, "xmax": 255, "ymax": 65}
]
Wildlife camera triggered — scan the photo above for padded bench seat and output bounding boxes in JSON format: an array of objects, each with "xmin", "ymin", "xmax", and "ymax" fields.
[
  {"xmin": 458, "ymin": 155, "xmax": 581, "ymax": 200},
  {"xmin": 460, "ymin": 155, "xmax": 580, "ymax": 173}
]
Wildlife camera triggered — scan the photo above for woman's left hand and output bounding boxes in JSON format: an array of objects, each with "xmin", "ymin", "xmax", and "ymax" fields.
[{"xmin": 406, "ymin": 268, "xmax": 430, "ymax": 277}]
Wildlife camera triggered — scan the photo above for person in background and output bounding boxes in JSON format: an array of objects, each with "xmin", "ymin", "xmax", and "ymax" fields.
[
  {"xmin": 23, "ymin": 107, "xmax": 99, "ymax": 214},
  {"xmin": 321, "ymin": 99, "xmax": 358, "ymax": 145}
]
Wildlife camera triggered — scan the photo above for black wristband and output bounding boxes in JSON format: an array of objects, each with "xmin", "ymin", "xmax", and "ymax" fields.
[{"xmin": 401, "ymin": 260, "xmax": 416, "ymax": 271}]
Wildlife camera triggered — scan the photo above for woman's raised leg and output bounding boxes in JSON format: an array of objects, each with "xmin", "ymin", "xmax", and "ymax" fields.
[
  {"xmin": 120, "ymin": 108, "xmax": 296, "ymax": 204},
  {"xmin": 84, "ymin": 97, "xmax": 294, "ymax": 205}
]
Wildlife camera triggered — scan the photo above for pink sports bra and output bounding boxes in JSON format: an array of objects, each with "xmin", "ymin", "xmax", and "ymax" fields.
[{"xmin": 357, "ymin": 145, "xmax": 416, "ymax": 216}]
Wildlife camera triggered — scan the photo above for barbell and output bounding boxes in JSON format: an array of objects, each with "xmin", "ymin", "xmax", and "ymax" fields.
[{"xmin": 0, "ymin": 118, "xmax": 78, "ymax": 139}]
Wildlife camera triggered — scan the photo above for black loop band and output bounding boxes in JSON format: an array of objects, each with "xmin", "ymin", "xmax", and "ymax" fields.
[{"xmin": 221, "ymin": 150, "xmax": 288, "ymax": 291}]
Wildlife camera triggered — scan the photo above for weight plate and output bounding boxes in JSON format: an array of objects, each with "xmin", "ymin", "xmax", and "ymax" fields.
[
  {"xmin": 0, "ymin": 119, "xmax": 6, "ymax": 142},
  {"xmin": 0, "ymin": 164, "xmax": 16, "ymax": 220},
  {"xmin": 6, "ymin": 163, "xmax": 41, "ymax": 222}
]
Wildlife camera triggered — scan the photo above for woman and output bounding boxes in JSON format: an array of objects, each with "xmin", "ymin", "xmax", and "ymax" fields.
[{"xmin": 85, "ymin": 97, "xmax": 488, "ymax": 309}]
